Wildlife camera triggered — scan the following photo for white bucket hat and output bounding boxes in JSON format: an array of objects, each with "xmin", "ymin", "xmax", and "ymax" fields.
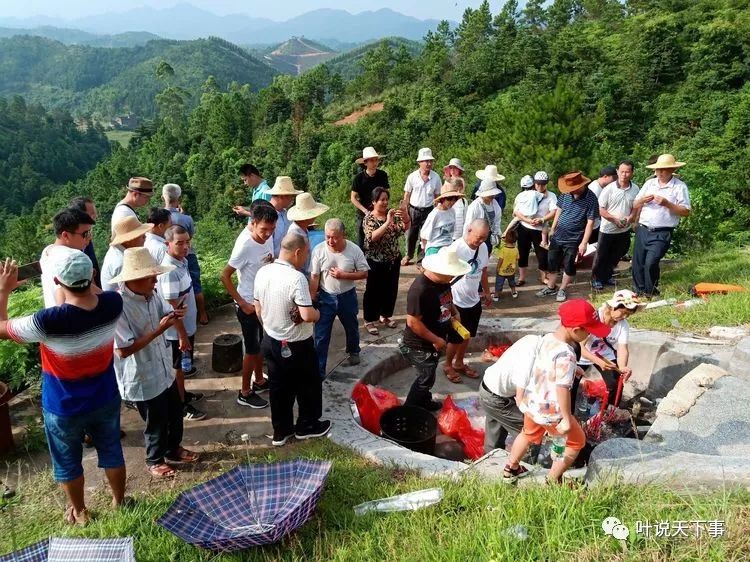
[
  {"xmin": 475, "ymin": 164, "xmax": 505, "ymax": 182},
  {"xmin": 475, "ymin": 178, "xmax": 501, "ymax": 197},
  {"xmin": 287, "ymin": 192, "xmax": 330, "ymax": 221},
  {"xmin": 355, "ymin": 146, "xmax": 385, "ymax": 164},
  {"xmin": 110, "ymin": 216, "xmax": 154, "ymax": 247},
  {"xmin": 267, "ymin": 176, "xmax": 303, "ymax": 196},
  {"xmin": 110, "ymin": 247, "xmax": 175, "ymax": 283},
  {"xmin": 422, "ymin": 247, "xmax": 471, "ymax": 277},
  {"xmin": 416, "ymin": 147, "xmax": 435, "ymax": 162},
  {"xmin": 645, "ymin": 153, "xmax": 686, "ymax": 170},
  {"xmin": 443, "ymin": 157, "xmax": 464, "ymax": 172}
]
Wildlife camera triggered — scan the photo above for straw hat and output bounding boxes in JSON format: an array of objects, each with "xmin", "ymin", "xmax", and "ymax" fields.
[
  {"xmin": 475, "ymin": 178, "xmax": 501, "ymax": 197},
  {"xmin": 266, "ymin": 176, "xmax": 303, "ymax": 196},
  {"xmin": 110, "ymin": 247, "xmax": 175, "ymax": 283},
  {"xmin": 110, "ymin": 216, "xmax": 154, "ymax": 246},
  {"xmin": 475, "ymin": 165, "xmax": 505, "ymax": 182},
  {"xmin": 422, "ymin": 247, "xmax": 471, "ymax": 277},
  {"xmin": 443, "ymin": 157, "xmax": 465, "ymax": 173},
  {"xmin": 645, "ymin": 154, "xmax": 686, "ymax": 170},
  {"xmin": 557, "ymin": 171, "xmax": 591, "ymax": 194},
  {"xmin": 287, "ymin": 192, "xmax": 330, "ymax": 221},
  {"xmin": 434, "ymin": 183, "xmax": 464, "ymax": 203},
  {"xmin": 355, "ymin": 146, "xmax": 385, "ymax": 164},
  {"xmin": 126, "ymin": 177, "xmax": 154, "ymax": 193},
  {"xmin": 416, "ymin": 147, "xmax": 435, "ymax": 162}
]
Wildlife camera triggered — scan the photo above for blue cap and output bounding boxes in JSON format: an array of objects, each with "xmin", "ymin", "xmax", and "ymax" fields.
[{"xmin": 56, "ymin": 251, "xmax": 93, "ymax": 288}]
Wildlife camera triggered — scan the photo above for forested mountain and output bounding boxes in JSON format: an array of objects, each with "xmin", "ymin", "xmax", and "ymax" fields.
[
  {"xmin": 0, "ymin": 35, "xmax": 277, "ymax": 119},
  {"xmin": 3, "ymin": 0, "xmax": 750, "ymax": 267},
  {"xmin": 261, "ymin": 37, "xmax": 338, "ymax": 75},
  {"xmin": 0, "ymin": 96, "xmax": 110, "ymax": 216},
  {"xmin": 0, "ymin": 26, "xmax": 160, "ymax": 47},
  {"xmin": 323, "ymin": 37, "xmax": 422, "ymax": 80}
]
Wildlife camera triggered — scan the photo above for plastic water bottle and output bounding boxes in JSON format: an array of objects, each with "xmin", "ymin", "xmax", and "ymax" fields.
[
  {"xmin": 589, "ymin": 399, "xmax": 601, "ymax": 418},
  {"xmin": 353, "ymin": 488, "xmax": 443, "ymax": 515},
  {"xmin": 551, "ymin": 435, "xmax": 566, "ymax": 461},
  {"xmin": 280, "ymin": 340, "xmax": 292, "ymax": 358},
  {"xmin": 181, "ymin": 352, "xmax": 192, "ymax": 373}
]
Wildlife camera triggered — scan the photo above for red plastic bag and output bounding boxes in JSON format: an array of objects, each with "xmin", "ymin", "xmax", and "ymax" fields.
[
  {"xmin": 581, "ymin": 378, "xmax": 609, "ymax": 405},
  {"xmin": 351, "ymin": 383, "xmax": 401, "ymax": 434},
  {"xmin": 437, "ymin": 395, "xmax": 486, "ymax": 460},
  {"xmin": 487, "ymin": 344, "xmax": 510, "ymax": 358}
]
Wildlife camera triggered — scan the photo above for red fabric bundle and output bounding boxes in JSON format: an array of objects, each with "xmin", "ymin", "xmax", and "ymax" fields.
[
  {"xmin": 487, "ymin": 344, "xmax": 511, "ymax": 358},
  {"xmin": 437, "ymin": 395, "xmax": 485, "ymax": 460},
  {"xmin": 351, "ymin": 383, "xmax": 401, "ymax": 434}
]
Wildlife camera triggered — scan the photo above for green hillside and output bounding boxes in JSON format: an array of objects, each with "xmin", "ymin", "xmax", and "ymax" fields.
[
  {"xmin": 0, "ymin": 35, "xmax": 277, "ymax": 119},
  {"xmin": 261, "ymin": 36, "xmax": 338, "ymax": 75},
  {"xmin": 0, "ymin": 26, "xmax": 160, "ymax": 47},
  {"xmin": 323, "ymin": 37, "xmax": 421, "ymax": 79}
]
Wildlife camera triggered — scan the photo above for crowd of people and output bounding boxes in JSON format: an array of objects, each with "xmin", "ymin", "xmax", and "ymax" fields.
[{"xmin": 0, "ymin": 146, "xmax": 691, "ymax": 520}]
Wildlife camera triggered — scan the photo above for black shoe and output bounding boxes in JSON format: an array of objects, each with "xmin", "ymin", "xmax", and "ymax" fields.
[
  {"xmin": 183, "ymin": 404, "xmax": 206, "ymax": 421},
  {"xmin": 123, "ymin": 400, "xmax": 137, "ymax": 411},
  {"xmin": 183, "ymin": 366, "xmax": 198, "ymax": 379},
  {"xmin": 251, "ymin": 378, "xmax": 269, "ymax": 393},
  {"xmin": 236, "ymin": 391, "xmax": 269, "ymax": 409},
  {"xmin": 295, "ymin": 420, "xmax": 332, "ymax": 440},
  {"xmin": 185, "ymin": 391, "xmax": 204, "ymax": 404},
  {"xmin": 272, "ymin": 431, "xmax": 295, "ymax": 447},
  {"xmin": 603, "ymin": 277, "xmax": 617, "ymax": 286},
  {"xmin": 422, "ymin": 400, "xmax": 443, "ymax": 412}
]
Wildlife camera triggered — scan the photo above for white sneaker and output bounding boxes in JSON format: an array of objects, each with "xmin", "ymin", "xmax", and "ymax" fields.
[{"xmin": 556, "ymin": 289, "xmax": 567, "ymax": 302}]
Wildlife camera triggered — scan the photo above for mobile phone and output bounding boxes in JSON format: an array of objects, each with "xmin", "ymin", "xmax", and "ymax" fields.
[
  {"xmin": 17, "ymin": 261, "xmax": 42, "ymax": 281},
  {"xmin": 175, "ymin": 295, "xmax": 187, "ymax": 309}
]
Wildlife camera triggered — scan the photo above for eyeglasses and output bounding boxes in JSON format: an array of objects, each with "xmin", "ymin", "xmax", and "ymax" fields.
[{"xmin": 69, "ymin": 229, "xmax": 92, "ymax": 240}]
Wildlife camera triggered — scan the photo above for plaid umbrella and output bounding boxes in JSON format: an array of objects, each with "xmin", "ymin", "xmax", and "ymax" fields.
[
  {"xmin": 0, "ymin": 537, "xmax": 134, "ymax": 562},
  {"xmin": 157, "ymin": 460, "xmax": 332, "ymax": 552}
]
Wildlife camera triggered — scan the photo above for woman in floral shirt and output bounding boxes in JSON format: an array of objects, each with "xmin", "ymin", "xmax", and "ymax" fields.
[{"xmin": 362, "ymin": 187, "xmax": 408, "ymax": 335}]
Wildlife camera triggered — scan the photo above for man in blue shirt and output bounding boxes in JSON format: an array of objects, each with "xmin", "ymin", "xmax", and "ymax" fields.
[{"xmin": 537, "ymin": 171, "xmax": 599, "ymax": 303}]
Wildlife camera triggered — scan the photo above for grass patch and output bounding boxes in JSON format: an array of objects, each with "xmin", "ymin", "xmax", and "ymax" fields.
[
  {"xmin": 104, "ymin": 130, "xmax": 136, "ymax": 147},
  {"xmin": 1, "ymin": 440, "xmax": 748, "ymax": 561},
  {"xmin": 606, "ymin": 245, "xmax": 750, "ymax": 333}
]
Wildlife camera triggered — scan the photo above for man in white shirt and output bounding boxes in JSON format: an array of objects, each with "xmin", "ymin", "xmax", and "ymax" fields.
[
  {"xmin": 220, "ymin": 202, "xmax": 277, "ymax": 410},
  {"xmin": 402, "ymin": 148, "xmax": 442, "ymax": 265},
  {"xmin": 587, "ymin": 166, "xmax": 616, "ymax": 244},
  {"xmin": 40, "ymin": 208, "xmax": 96, "ymax": 308},
  {"xmin": 101, "ymin": 217, "xmax": 152, "ymax": 292},
  {"xmin": 310, "ymin": 219, "xmax": 369, "ymax": 379},
  {"xmin": 479, "ymin": 335, "xmax": 540, "ymax": 453},
  {"xmin": 591, "ymin": 160, "xmax": 640, "ymax": 289},
  {"xmin": 444, "ymin": 219, "xmax": 490, "ymax": 383},
  {"xmin": 110, "ymin": 177, "xmax": 154, "ymax": 233},
  {"xmin": 631, "ymin": 154, "xmax": 691, "ymax": 297},
  {"xmin": 254, "ymin": 233, "xmax": 329, "ymax": 446},
  {"xmin": 144, "ymin": 208, "xmax": 172, "ymax": 266}
]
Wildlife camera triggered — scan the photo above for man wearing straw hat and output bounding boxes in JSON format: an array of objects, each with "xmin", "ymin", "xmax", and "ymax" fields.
[
  {"xmin": 631, "ymin": 154, "xmax": 691, "ymax": 297},
  {"xmin": 400, "ymin": 247, "xmax": 470, "ymax": 411},
  {"xmin": 351, "ymin": 147, "xmax": 389, "ymax": 249},
  {"xmin": 537, "ymin": 171, "xmax": 600, "ymax": 303},
  {"xmin": 111, "ymin": 177, "xmax": 154, "ymax": 233},
  {"xmin": 288, "ymin": 192, "xmax": 330, "ymax": 278},
  {"xmin": 266, "ymin": 176, "xmax": 303, "ymax": 258},
  {"xmin": 402, "ymin": 148, "xmax": 442, "ymax": 265},
  {"xmin": 101, "ymin": 216, "xmax": 152, "ymax": 292},
  {"xmin": 110, "ymin": 247, "xmax": 200, "ymax": 478},
  {"xmin": 221, "ymin": 202, "xmax": 278, "ymax": 410},
  {"xmin": 0, "ymin": 252, "xmax": 126, "ymax": 524}
]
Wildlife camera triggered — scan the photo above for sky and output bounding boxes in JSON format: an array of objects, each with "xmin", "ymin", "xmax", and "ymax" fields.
[{"xmin": 0, "ymin": 0, "xmax": 509, "ymax": 22}]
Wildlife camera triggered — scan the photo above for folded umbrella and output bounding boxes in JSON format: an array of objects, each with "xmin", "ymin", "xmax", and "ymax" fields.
[
  {"xmin": 157, "ymin": 460, "xmax": 332, "ymax": 552},
  {"xmin": 1, "ymin": 537, "xmax": 135, "ymax": 562}
]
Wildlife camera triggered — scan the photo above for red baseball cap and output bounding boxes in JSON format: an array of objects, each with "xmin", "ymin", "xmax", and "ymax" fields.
[{"xmin": 558, "ymin": 299, "xmax": 611, "ymax": 338}]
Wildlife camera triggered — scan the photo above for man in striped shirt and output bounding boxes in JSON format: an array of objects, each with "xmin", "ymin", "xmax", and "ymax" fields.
[{"xmin": 0, "ymin": 252, "xmax": 126, "ymax": 526}]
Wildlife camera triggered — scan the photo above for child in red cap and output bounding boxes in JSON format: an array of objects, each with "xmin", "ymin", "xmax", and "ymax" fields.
[{"xmin": 503, "ymin": 299, "xmax": 611, "ymax": 484}]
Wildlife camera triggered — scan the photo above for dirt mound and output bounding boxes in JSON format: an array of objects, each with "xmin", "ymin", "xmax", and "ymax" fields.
[{"xmin": 334, "ymin": 102, "xmax": 384, "ymax": 125}]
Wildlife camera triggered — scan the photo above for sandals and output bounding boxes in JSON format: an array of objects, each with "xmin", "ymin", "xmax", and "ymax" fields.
[
  {"xmin": 365, "ymin": 322, "xmax": 379, "ymax": 336},
  {"xmin": 454, "ymin": 364, "xmax": 479, "ymax": 379},
  {"xmin": 401, "ymin": 257, "xmax": 413, "ymax": 266},
  {"xmin": 379, "ymin": 317, "xmax": 397, "ymax": 329},
  {"xmin": 147, "ymin": 463, "xmax": 176, "ymax": 478},
  {"xmin": 165, "ymin": 446, "xmax": 200, "ymax": 464},
  {"xmin": 443, "ymin": 365, "xmax": 463, "ymax": 384},
  {"xmin": 64, "ymin": 505, "xmax": 91, "ymax": 526},
  {"xmin": 516, "ymin": 279, "xmax": 526, "ymax": 287}
]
